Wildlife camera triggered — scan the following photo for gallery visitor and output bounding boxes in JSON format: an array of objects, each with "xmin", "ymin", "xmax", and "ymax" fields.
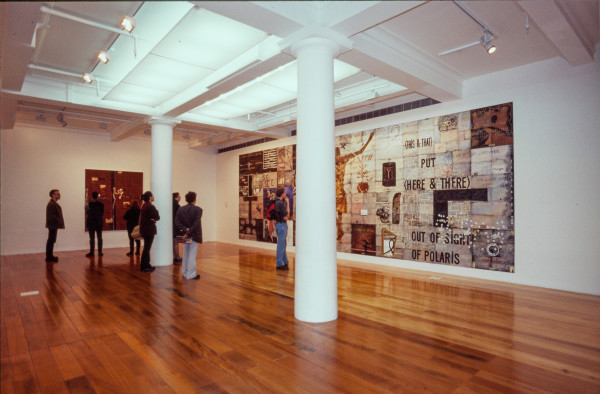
[
  {"xmin": 173, "ymin": 192, "xmax": 182, "ymax": 263},
  {"xmin": 45, "ymin": 189, "xmax": 64, "ymax": 262},
  {"xmin": 139, "ymin": 191, "xmax": 160, "ymax": 272},
  {"xmin": 274, "ymin": 188, "xmax": 289, "ymax": 270},
  {"xmin": 85, "ymin": 191, "xmax": 104, "ymax": 257},
  {"xmin": 174, "ymin": 191, "xmax": 203, "ymax": 280},
  {"xmin": 123, "ymin": 200, "xmax": 141, "ymax": 256}
]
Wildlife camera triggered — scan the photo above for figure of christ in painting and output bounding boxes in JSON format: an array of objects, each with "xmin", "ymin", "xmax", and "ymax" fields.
[{"xmin": 335, "ymin": 130, "xmax": 375, "ymax": 241}]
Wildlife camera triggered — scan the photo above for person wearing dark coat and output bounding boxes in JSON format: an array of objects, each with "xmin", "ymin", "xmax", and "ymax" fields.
[
  {"xmin": 123, "ymin": 200, "xmax": 141, "ymax": 256},
  {"xmin": 172, "ymin": 192, "xmax": 182, "ymax": 263},
  {"xmin": 85, "ymin": 191, "xmax": 104, "ymax": 257},
  {"xmin": 139, "ymin": 191, "xmax": 160, "ymax": 272},
  {"xmin": 175, "ymin": 191, "xmax": 203, "ymax": 280},
  {"xmin": 45, "ymin": 189, "xmax": 65, "ymax": 262}
]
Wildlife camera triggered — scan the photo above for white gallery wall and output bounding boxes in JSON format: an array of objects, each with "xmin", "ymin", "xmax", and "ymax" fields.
[
  {"xmin": 0, "ymin": 127, "xmax": 217, "ymax": 256},
  {"xmin": 216, "ymin": 56, "xmax": 600, "ymax": 295}
]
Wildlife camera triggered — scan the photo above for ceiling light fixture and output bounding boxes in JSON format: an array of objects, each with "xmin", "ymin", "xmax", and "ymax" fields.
[
  {"xmin": 451, "ymin": 1, "xmax": 498, "ymax": 55},
  {"xmin": 480, "ymin": 30, "xmax": 496, "ymax": 54},
  {"xmin": 97, "ymin": 51, "xmax": 110, "ymax": 63},
  {"xmin": 82, "ymin": 73, "xmax": 94, "ymax": 84},
  {"xmin": 120, "ymin": 16, "xmax": 135, "ymax": 33}
]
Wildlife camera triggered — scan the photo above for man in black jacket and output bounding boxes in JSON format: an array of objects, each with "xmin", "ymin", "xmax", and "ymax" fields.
[
  {"xmin": 85, "ymin": 191, "xmax": 104, "ymax": 257},
  {"xmin": 46, "ymin": 189, "xmax": 65, "ymax": 262},
  {"xmin": 173, "ymin": 192, "xmax": 182, "ymax": 263}
]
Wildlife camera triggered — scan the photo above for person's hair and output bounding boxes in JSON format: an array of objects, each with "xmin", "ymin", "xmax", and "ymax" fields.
[
  {"xmin": 141, "ymin": 191, "xmax": 153, "ymax": 202},
  {"xmin": 92, "ymin": 191, "xmax": 99, "ymax": 199},
  {"xmin": 49, "ymin": 189, "xmax": 58, "ymax": 197},
  {"xmin": 173, "ymin": 192, "xmax": 180, "ymax": 199},
  {"xmin": 131, "ymin": 200, "xmax": 140, "ymax": 209},
  {"xmin": 185, "ymin": 191, "xmax": 196, "ymax": 204},
  {"xmin": 276, "ymin": 188, "xmax": 285, "ymax": 197}
]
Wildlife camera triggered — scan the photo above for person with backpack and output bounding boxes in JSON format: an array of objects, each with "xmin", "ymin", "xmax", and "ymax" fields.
[{"xmin": 272, "ymin": 188, "xmax": 289, "ymax": 270}]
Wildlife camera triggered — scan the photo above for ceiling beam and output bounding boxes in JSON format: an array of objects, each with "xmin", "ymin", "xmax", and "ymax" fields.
[
  {"xmin": 0, "ymin": 2, "xmax": 41, "ymax": 92},
  {"xmin": 341, "ymin": 27, "xmax": 463, "ymax": 102},
  {"xmin": 0, "ymin": 94, "xmax": 17, "ymax": 129},
  {"xmin": 193, "ymin": 1, "xmax": 303, "ymax": 38},
  {"xmin": 518, "ymin": 0, "xmax": 596, "ymax": 66},
  {"xmin": 329, "ymin": 1, "xmax": 425, "ymax": 37},
  {"xmin": 110, "ymin": 117, "xmax": 147, "ymax": 142}
]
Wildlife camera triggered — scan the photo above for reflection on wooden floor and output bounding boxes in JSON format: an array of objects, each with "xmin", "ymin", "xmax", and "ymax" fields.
[{"xmin": 2, "ymin": 242, "xmax": 599, "ymax": 393}]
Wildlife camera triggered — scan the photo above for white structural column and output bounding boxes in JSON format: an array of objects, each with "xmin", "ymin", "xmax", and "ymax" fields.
[
  {"xmin": 148, "ymin": 117, "xmax": 179, "ymax": 266},
  {"xmin": 292, "ymin": 37, "xmax": 339, "ymax": 322}
]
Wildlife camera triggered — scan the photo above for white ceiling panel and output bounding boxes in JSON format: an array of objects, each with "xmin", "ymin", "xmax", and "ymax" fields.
[
  {"xmin": 192, "ymin": 101, "xmax": 251, "ymax": 119},
  {"xmin": 104, "ymin": 83, "xmax": 174, "ymax": 107},
  {"xmin": 333, "ymin": 60, "xmax": 361, "ymax": 81},
  {"xmin": 261, "ymin": 61, "xmax": 298, "ymax": 92},
  {"xmin": 123, "ymin": 54, "xmax": 213, "ymax": 93},
  {"xmin": 152, "ymin": 7, "xmax": 269, "ymax": 70},
  {"xmin": 224, "ymin": 83, "xmax": 297, "ymax": 113}
]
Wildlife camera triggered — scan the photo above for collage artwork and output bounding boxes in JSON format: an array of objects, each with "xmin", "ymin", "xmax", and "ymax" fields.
[{"xmin": 239, "ymin": 102, "xmax": 514, "ymax": 272}]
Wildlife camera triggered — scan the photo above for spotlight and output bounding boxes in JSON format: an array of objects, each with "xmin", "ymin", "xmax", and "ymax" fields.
[
  {"xmin": 97, "ymin": 51, "xmax": 109, "ymax": 64},
  {"xmin": 120, "ymin": 16, "xmax": 135, "ymax": 33},
  {"xmin": 480, "ymin": 30, "xmax": 496, "ymax": 54},
  {"xmin": 82, "ymin": 73, "xmax": 94, "ymax": 83},
  {"xmin": 57, "ymin": 113, "xmax": 67, "ymax": 127}
]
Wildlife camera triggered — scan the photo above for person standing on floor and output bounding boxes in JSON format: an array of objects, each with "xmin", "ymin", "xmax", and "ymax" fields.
[
  {"xmin": 274, "ymin": 188, "xmax": 289, "ymax": 270},
  {"xmin": 85, "ymin": 191, "xmax": 104, "ymax": 257},
  {"xmin": 123, "ymin": 200, "xmax": 141, "ymax": 256},
  {"xmin": 175, "ymin": 191, "xmax": 202, "ymax": 280},
  {"xmin": 139, "ymin": 191, "xmax": 160, "ymax": 272},
  {"xmin": 172, "ymin": 192, "xmax": 182, "ymax": 263},
  {"xmin": 45, "ymin": 189, "xmax": 65, "ymax": 262}
]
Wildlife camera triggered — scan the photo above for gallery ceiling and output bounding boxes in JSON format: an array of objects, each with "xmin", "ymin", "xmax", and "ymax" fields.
[{"xmin": 1, "ymin": 1, "xmax": 598, "ymax": 150}]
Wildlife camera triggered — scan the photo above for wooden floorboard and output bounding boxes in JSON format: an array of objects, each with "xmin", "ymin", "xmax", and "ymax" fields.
[{"xmin": 1, "ymin": 242, "xmax": 599, "ymax": 393}]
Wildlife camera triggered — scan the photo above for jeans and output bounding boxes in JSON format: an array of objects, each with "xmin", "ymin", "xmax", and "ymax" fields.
[
  {"xmin": 182, "ymin": 240, "xmax": 198, "ymax": 279},
  {"xmin": 275, "ymin": 222, "xmax": 289, "ymax": 267}
]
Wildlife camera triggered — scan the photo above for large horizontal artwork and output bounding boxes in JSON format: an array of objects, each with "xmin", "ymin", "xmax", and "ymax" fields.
[
  {"xmin": 239, "ymin": 102, "xmax": 514, "ymax": 272},
  {"xmin": 85, "ymin": 169, "xmax": 143, "ymax": 231}
]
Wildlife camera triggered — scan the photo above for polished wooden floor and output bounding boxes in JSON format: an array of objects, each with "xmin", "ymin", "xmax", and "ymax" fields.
[{"xmin": 2, "ymin": 242, "xmax": 599, "ymax": 393}]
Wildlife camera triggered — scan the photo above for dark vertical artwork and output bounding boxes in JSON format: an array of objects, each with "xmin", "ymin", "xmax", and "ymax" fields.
[
  {"xmin": 239, "ymin": 146, "xmax": 296, "ymax": 243},
  {"xmin": 382, "ymin": 162, "xmax": 396, "ymax": 187},
  {"xmin": 392, "ymin": 193, "xmax": 402, "ymax": 225},
  {"xmin": 85, "ymin": 169, "xmax": 142, "ymax": 231}
]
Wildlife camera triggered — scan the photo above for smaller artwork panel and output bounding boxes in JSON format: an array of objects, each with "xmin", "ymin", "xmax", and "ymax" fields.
[
  {"xmin": 263, "ymin": 149, "xmax": 278, "ymax": 171},
  {"xmin": 239, "ymin": 151, "xmax": 263, "ymax": 175},
  {"xmin": 382, "ymin": 162, "xmax": 396, "ymax": 187},
  {"xmin": 470, "ymin": 102, "xmax": 513, "ymax": 148},
  {"xmin": 351, "ymin": 224, "xmax": 376, "ymax": 256}
]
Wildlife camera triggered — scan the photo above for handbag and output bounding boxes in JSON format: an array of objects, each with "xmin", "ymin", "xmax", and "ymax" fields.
[
  {"xmin": 131, "ymin": 225, "xmax": 142, "ymax": 240},
  {"xmin": 175, "ymin": 235, "xmax": 192, "ymax": 244}
]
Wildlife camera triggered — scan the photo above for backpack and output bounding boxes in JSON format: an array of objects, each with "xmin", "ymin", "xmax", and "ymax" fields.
[{"xmin": 266, "ymin": 199, "xmax": 279, "ymax": 221}]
